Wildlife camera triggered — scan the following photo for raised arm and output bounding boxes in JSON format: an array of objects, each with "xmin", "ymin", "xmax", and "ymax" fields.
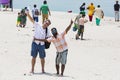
[
  {"xmin": 65, "ymin": 20, "xmax": 73, "ymax": 34},
  {"xmin": 26, "ymin": 12, "xmax": 35, "ymax": 24}
]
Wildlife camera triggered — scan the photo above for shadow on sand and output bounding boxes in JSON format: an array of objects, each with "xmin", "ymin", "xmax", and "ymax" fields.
[
  {"xmin": 32, "ymin": 72, "xmax": 75, "ymax": 79},
  {"xmin": 72, "ymin": 38, "xmax": 91, "ymax": 41}
]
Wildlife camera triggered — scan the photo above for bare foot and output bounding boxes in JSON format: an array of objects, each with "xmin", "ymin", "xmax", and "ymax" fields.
[
  {"xmin": 42, "ymin": 69, "xmax": 45, "ymax": 73},
  {"xmin": 61, "ymin": 73, "xmax": 63, "ymax": 76}
]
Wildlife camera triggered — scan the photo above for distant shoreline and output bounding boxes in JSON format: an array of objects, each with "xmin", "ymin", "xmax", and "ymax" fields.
[{"xmin": 11, "ymin": 0, "xmax": 115, "ymax": 17}]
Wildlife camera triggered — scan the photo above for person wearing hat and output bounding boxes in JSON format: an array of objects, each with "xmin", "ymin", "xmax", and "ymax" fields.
[{"xmin": 34, "ymin": 20, "xmax": 73, "ymax": 76}]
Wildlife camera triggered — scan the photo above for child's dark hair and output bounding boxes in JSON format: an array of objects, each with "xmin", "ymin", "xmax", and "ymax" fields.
[
  {"xmin": 82, "ymin": 14, "xmax": 86, "ymax": 17},
  {"xmin": 83, "ymin": 2, "xmax": 85, "ymax": 5},
  {"xmin": 97, "ymin": 5, "xmax": 100, "ymax": 8},
  {"xmin": 18, "ymin": 12, "xmax": 20, "ymax": 15},
  {"xmin": 21, "ymin": 9, "xmax": 25, "ymax": 13},
  {"xmin": 34, "ymin": 4, "xmax": 36, "ymax": 8},
  {"xmin": 24, "ymin": 7, "xmax": 27, "ymax": 9}
]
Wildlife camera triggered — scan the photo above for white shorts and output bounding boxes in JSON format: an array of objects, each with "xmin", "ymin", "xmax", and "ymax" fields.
[{"xmin": 56, "ymin": 49, "xmax": 68, "ymax": 65}]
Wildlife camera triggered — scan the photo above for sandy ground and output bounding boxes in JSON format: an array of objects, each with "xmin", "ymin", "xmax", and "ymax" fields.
[{"xmin": 0, "ymin": 10, "xmax": 120, "ymax": 80}]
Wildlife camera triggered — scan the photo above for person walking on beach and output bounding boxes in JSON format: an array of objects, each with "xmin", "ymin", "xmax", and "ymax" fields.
[
  {"xmin": 16, "ymin": 12, "xmax": 21, "ymax": 27},
  {"xmin": 40, "ymin": 0, "xmax": 51, "ymax": 24},
  {"xmin": 79, "ymin": 2, "xmax": 86, "ymax": 15},
  {"xmin": 32, "ymin": 4, "xmax": 39, "ymax": 22},
  {"xmin": 74, "ymin": 12, "xmax": 82, "ymax": 24},
  {"xmin": 87, "ymin": 3, "xmax": 95, "ymax": 22},
  {"xmin": 26, "ymin": 12, "xmax": 51, "ymax": 74},
  {"xmin": 94, "ymin": 5, "xmax": 104, "ymax": 26},
  {"xmin": 76, "ymin": 14, "xmax": 88, "ymax": 40},
  {"xmin": 19, "ymin": 9, "xmax": 27, "ymax": 28},
  {"xmin": 73, "ymin": 12, "xmax": 82, "ymax": 31},
  {"xmin": 114, "ymin": 1, "xmax": 120, "ymax": 22},
  {"xmin": 34, "ymin": 20, "xmax": 73, "ymax": 76}
]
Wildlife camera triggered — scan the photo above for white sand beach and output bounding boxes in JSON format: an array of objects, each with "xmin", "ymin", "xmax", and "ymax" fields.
[{"xmin": 0, "ymin": 10, "xmax": 120, "ymax": 80}]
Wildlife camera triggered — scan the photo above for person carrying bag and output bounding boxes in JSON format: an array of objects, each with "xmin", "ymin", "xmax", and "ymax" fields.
[{"xmin": 45, "ymin": 28, "xmax": 51, "ymax": 49}]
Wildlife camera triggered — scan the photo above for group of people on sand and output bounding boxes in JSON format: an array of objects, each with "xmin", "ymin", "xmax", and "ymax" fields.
[
  {"xmin": 16, "ymin": 0, "xmax": 51, "ymax": 28},
  {"xmin": 74, "ymin": 2, "xmax": 104, "ymax": 40},
  {"xmin": 79, "ymin": 2, "xmax": 104, "ymax": 24},
  {"xmin": 19, "ymin": 0, "xmax": 120, "ymax": 77},
  {"xmin": 26, "ymin": 1, "xmax": 104, "ymax": 76},
  {"xmin": 16, "ymin": 8, "xmax": 28, "ymax": 28},
  {"xmin": 25, "ymin": 0, "xmax": 69, "ymax": 76},
  {"xmin": 74, "ymin": 0, "xmax": 120, "ymax": 40},
  {"xmin": 26, "ymin": 11, "xmax": 73, "ymax": 76}
]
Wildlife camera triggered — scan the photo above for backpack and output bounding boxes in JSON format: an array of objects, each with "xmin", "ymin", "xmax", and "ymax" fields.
[{"xmin": 35, "ymin": 9, "xmax": 39, "ymax": 15}]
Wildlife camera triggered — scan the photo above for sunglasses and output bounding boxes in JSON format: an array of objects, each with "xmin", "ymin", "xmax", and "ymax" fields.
[{"xmin": 45, "ymin": 21, "xmax": 50, "ymax": 26}]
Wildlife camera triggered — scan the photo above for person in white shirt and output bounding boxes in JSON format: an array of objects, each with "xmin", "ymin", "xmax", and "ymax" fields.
[
  {"xmin": 26, "ymin": 12, "xmax": 51, "ymax": 74},
  {"xmin": 94, "ymin": 5, "xmax": 104, "ymax": 26},
  {"xmin": 32, "ymin": 4, "xmax": 39, "ymax": 22},
  {"xmin": 76, "ymin": 14, "xmax": 88, "ymax": 40},
  {"xmin": 33, "ymin": 20, "xmax": 73, "ymax": 76}
]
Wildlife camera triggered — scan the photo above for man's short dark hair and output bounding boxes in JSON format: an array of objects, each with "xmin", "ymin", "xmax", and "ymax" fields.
[
  {"xmin": 43, "ymin": 0, "xmax": 47, "ymax": 4},
  {"xmin": 116, "ymin": 1, "xmax": 119, "ymax": 4},
  {"xmin": 97, "ymin": 5, "xmax": 100, "ymax": 8},
  {"xmin": 34, "ymin": 4, "xmax": 36, "ymax": 8}
]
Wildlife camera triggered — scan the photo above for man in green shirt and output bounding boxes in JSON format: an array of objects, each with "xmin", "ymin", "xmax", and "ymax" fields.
[{"xmin": 40, "ymin": 0, "xmax": 51, "ymax": 24}]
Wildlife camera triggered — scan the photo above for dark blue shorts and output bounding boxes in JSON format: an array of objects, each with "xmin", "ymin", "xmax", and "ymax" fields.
[{"xmin": 31, "ymin": 42, "xmax": 46, "ymax": 58}]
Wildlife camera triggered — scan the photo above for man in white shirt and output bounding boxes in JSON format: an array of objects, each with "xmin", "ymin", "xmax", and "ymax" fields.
[
  {"xmin": 32, "ymin": 4, "xmax": 39, "ymax": 22},
  {"xmin": 26, "ymin": 12, "xmax": 51, "ymax": 74}
]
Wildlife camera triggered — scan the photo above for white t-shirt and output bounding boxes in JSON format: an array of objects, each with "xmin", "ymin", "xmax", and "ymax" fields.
[
  {"xmin": 79, "ymin": 17, "xmax": 87, "ymax": 25},
  {"xmin": 32, "ymin": 8, "xmax": 39, "ymax": 17},
  {"xmin": 33, "ymin": 22, "xmax": 50, "ymax": 45},
  {"xmin": 94, "ymin": 8, "xmax": 104, "ymax": 19}
]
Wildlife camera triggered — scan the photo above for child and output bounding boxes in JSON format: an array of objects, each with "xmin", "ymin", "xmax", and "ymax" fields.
[
  {"xmin": 16, "ymin": 12, "xmax": 21, "ymax": 27},
  {"xmin": 19, "ymin": 9, "xmax": 27, "ymax": 28},
  {"xmin": 76, "ymin": 14, "xmax": 88, "ymax": 40}
]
